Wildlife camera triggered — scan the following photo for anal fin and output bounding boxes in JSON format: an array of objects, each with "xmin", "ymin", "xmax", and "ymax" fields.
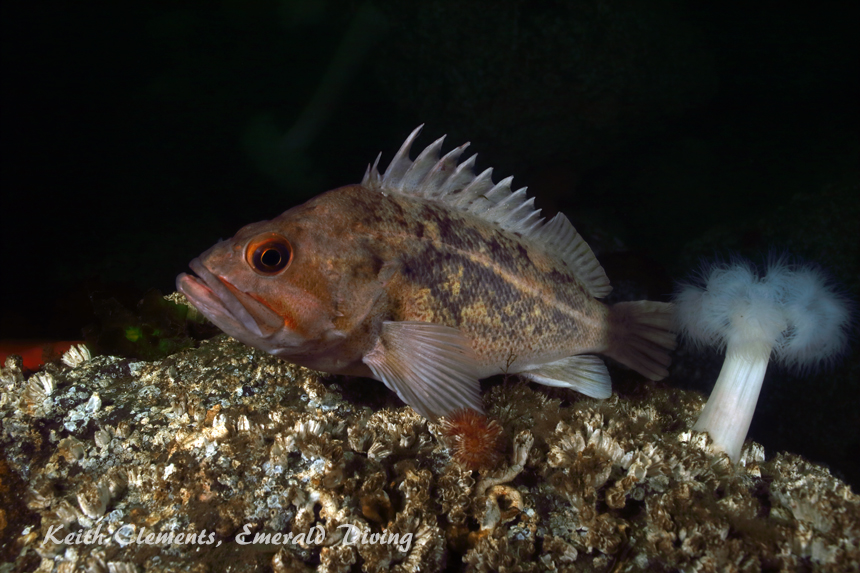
[
  {"xmin": 519, "ymin": 355, "xmax": 612, "ymax": 399},
  {"xmin": 362, "ymin": 321, "xmax": 484, "ymax": 421}
]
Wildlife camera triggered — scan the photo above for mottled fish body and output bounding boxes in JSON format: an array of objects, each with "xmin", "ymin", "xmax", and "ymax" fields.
[{"xmin": 178, "ymin": 127, "xmax": 675, "ymax": 420}]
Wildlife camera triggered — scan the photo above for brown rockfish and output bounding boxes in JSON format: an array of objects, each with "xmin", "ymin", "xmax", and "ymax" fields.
[{"xmin": 177, "ymin": 126, "xmax": 676, "ymax": 420}]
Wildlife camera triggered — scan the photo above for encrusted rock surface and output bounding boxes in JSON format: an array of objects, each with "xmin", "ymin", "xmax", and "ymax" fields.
[{"xmin": 1, "ymin": 335, "xmax": 858, "ymax": 572}]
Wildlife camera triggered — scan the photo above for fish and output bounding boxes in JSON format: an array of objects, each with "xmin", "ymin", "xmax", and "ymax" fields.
[{"xmin": 177, "ymin": 126, "xmax": 676, "ymax": 420}]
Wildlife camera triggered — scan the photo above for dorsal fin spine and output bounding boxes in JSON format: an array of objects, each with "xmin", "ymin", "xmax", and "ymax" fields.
[
  {"xmin": 453, "ymin": 168, "xmax": 494, "ymax": 207},
  {"xmin": 425, "ymin": 143, "xmax": 469, "ymax": 197},
  {"xmin": 484, "ymin": 188, "xmax": 527, "ymax": 223},
  {"xmin": 382, "ymin": 124, "xmax": 423, "ymax": 183},
  {"xmin": 483, "ymin": 176, "xmax": 515, "ymax": 204},
  {"xmin": 438, "ymin": 152, "xmax": 475, "ymax": 196},
  {"xmin": 522, "ymin": 216, "xmax": 544, "ymax": 236},
  {"xmin": 502, "ymin": 196, "xmax": 538, "ymax": 230},
  {"xmin": 403, "ymin": 135, "xmax": 446, "ymax": 191}
]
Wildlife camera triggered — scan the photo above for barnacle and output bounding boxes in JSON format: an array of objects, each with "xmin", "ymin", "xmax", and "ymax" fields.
[
  {"xmin": 84, "ymin": 392, "xmax": 101, "ymax": 414},
  {"xmin": 367, "ymin": 439, "xmax": 393, "ymax": 461},
  {"xmin": 57, "ymin": 436, "xmax": 86, "ymax": 462},
  {"xmin": 358, "ymin": 471, "xmax": 392, "ymax": 524},
  {"xmin": 480, "ymin": 485, "xmax": 524, "ymax": 532},
  {"xmin": 23, "ymin": 371, "xmax": 56, "ymax": 405},
  {"xmin": 76, "ymin": 481, "xmax": 110, "ymax": 519},
  {"xmin": 319, "ymin": 544, "xmax": 357, "ymax": 573},
  {"xmin": 438, "ymin": 464, "xmax": 474, "ymax": 528},
  {"xmin": 357, "ymin": 408, "xmax": 431, "ymax": 463},
  {"xmin": 272, "ymin": 548, "xmax": 315, "ymax": 573},
  {"xmin": 395, "ymin": 519, "xmax": 446, "ymax": 572},
  {"xmin": 476, "ymin": 430, "xmax": 533, "ymax": 496},
  {"xmin": 103, "ymin": 561, "xmax": 137, "ymax": 573},
  {"xmin": 102, "ymin": 467, "xmax": 128, "ymax": 498},
  {"xmin": 93, "ymin": 428, "xmax": 111, "ymax": 449},
  {"xmin": 462, "ymin": 521, "xmax": 537, "ymax": 573},
  {"xmin": 1, "ymin": 354, "xmax": 25, "ymax": 386},
  {"xmin": 1, "ymin": 355, "xmax": 25, "ymax": 409},
  {"xmin": 347, "ymin": 417, "xmax": 374, "ymax": 452},
  {"xmin": 61, "ymin": 343, "xmax": 91, "ymax": 368}
]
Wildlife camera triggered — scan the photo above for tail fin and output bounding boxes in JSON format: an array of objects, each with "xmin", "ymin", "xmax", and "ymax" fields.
[{"xmin": 605, "ymin": 301, "xmax": 676, "ymax": 380}]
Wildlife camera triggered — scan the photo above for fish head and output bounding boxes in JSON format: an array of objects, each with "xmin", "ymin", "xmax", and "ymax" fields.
[{"xmin": 176, "ymin": 204, "xmax": 348, "ymax": 360}]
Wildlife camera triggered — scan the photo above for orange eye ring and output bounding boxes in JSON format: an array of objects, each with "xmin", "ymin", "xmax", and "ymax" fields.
[{"xmin": 246, "ymin": 235, "xmax": 292, "ymax": 275}]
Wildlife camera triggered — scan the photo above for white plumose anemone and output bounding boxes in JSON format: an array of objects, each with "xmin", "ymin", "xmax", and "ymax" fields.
[{"xmin": 675, "ymin": 257, "xmax": 851, "ymax": 462}]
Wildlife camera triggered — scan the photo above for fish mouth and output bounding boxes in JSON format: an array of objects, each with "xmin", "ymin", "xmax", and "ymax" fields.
[{"xmin": 177, "ymin": 259, "xmax": 284, "ymax": 341}]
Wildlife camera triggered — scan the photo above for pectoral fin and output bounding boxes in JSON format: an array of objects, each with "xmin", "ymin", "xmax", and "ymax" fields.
[
  {"xmin": 362, "ymin": 321, "xmax": 484, "ymax": 421},
  {"xmin": 519, "ymin": 355, "xmax": 612, "ymax": 399}
]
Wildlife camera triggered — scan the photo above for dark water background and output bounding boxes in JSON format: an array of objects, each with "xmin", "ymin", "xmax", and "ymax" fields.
[{"xmin": 2, "ymin": 2, "xmax": 858, "ymax": 486}]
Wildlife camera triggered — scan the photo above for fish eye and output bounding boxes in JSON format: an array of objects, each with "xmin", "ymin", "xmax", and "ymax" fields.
[{"xmin": 247, "ymin": 236, "xmax": 292, "ymax": 275}]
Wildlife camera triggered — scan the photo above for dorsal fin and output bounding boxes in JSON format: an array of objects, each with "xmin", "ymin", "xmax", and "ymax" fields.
[{"xmin": 361, "ymin": 125, "xmax": 612, "ymax": 298}]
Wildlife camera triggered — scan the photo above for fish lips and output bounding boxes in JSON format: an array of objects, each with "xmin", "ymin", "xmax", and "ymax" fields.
[{"xmin": 177, "ymin": 259, "xmax": 285, "ymax": 344}]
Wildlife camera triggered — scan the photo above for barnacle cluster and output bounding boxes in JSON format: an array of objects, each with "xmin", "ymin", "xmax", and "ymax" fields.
[{"xmin": 1, "ymin": 333, "xmax": 858, "ymax": 572}]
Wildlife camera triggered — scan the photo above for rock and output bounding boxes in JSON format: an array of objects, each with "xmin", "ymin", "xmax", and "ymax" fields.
[{"xmin": 1, "ymin": 336, "xmax": 857, "ymax": 571}]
